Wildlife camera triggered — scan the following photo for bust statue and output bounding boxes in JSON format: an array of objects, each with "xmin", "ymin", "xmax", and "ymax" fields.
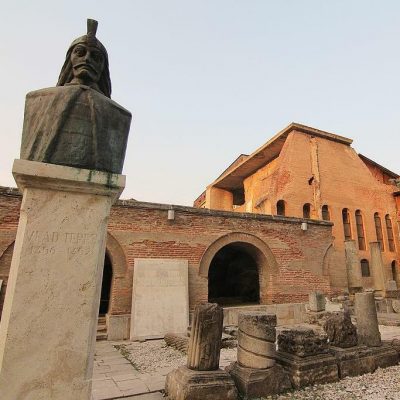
[{"xmin": 20, "ymin": 19, "xmax": 131, "ymax": 174}]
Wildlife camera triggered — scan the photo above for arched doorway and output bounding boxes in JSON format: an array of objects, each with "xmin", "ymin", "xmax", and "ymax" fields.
[
  {"xmin": 99, "ymin": 252, "xmax": 113, "ymax": 315},
  {"xmin": 208, "ymin": 243, "xmax": 260, "ymax": 306}
]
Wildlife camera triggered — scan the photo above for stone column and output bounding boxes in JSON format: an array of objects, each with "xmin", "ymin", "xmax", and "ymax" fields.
[
  {"xmin": 354, "ymin": 291, "xmax": 381, "ymax": 347},
  {"xmin": 187, "ymin": 303, "xmax": 223, "ymax": 370},
  {"xmin": 228, "ymin": 312, "xmax": 292, "ymax": 398},
  {"xmin": 370, "ymin": 242, "xmax": 386, "ymax": 293},
  {"xmin": 344, "ymin": 240, "xmax": 362, "ymax": 291},
  {"xmin": 0, "ymin": 160, "xmax": 124, "ymax": 400},
  {"xmin": 237, "ymin": 312, "xmax": 276, "ymax": 369},
  {"xmin": 165, "ymin": 303, "xmax": 238, "ymax": 400}
]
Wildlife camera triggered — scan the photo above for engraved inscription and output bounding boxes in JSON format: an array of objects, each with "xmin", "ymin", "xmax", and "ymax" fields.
[
  {"xmin": 26, "ymin": 230, "xmax": 97, "ymax": 257},
  {"xmin": 140, "ymin": 268, "xmax": 186, "ymax": 287}
]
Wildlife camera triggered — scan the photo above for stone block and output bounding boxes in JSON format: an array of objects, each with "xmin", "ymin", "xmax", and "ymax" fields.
[
  {"xmin": 276, "ymin": 351, "xmax": 339, "ymax": 388},
  {"xmin": 323, "ymin": 311, "xmax": 357, "ymax": 348},
  {"xmin": 131, "ymin": 258, "xmax": 189, "ymax": 340},
  {"xmin": 392, "ymin": 299, "xmax": 400, "ymax": 313},
  {"xmin": 277, "ymin": 328, "xmax": 329, "ymax": 357},
  {"xmin": 386, "ymin": 280, "xmax": 397, "ymax": 291},
  {"xmin": 309, "ymin": 292, "xmax": 326, "ymax": 312},
  {"xmin": 329, "ymin": 345, "xmax": 376, "ymax": 378},
  {"xmin": 165, "ymin": 365, "xmax": 238, "ymax": 400},
  {"xmin": 370, "ymin": 345, "xmax": 399, "ymax": 369},
  {"xmin": 107, "ymin": 314, "xmax": 130, "ymax": 341},
  {"xmin": 227, "ymin": 362, "xmax": 292, "ymax": 398}
]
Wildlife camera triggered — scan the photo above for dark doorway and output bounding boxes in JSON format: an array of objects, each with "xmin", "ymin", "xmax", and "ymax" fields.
[
  {"xmin": 99, "ymin": 252, "xmax": 112, "ymax": 315},
  {"xmin": 208, "ymin": 243, "xmax": 260, "ymax": 306}
]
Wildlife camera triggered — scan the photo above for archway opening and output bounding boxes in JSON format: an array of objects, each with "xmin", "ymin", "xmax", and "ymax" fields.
[
  {"xmin": 99, "ymin": 252, "xmax": 113, "ymax": 315},
  {"xmin": 208, "ymin": 243, "xmax": 260, "ymax": 306}
]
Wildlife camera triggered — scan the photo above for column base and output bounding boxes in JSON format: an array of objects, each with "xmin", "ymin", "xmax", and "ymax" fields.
[
  {"xmin": 227, "ymin": 362, "xmax": 292, "ymax": 399},
  {"xmin": 165, "ymin": 366, "xmax": 238, "ymax": 400},
  {"xmin": 276, "ymin": 351, "xmax": 339, "ymax": 388}
]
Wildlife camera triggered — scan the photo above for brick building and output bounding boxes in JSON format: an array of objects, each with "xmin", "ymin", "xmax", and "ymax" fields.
[
  {"xmin": 1, "ymin": 122, "xmax": 398, "ymax": 339},
  {"xmin": 195, "ymin": 123, "xmax": 400, "ymax": 296},
  {"xmin": 1, "ymin": 186, "xmax": 332, "ymax": 339}
]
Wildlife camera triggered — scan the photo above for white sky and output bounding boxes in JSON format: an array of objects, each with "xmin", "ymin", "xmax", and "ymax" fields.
[{"xmin": 0, "ymin": 1, "xmax": 399, "ymax": 205}]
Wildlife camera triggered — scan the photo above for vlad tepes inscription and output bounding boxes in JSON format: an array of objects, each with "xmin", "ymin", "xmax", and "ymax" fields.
[{"xmin": 20, "ymin": 19, "xmax": 131, "ymax": 174}]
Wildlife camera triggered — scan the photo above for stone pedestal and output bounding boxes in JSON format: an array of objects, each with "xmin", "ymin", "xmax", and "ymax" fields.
[
  {"xmin": 276, "ymin": 351, "xmax": 339, "ymax": 388},
  {"xmin": 0, "ymin": 160, "xmax": 124, "ymax": 400},
  {"xmin": 165, "ymin": 366, "xmax": 238, "ymax": 400},
  {"xmin": 227, "ymin": 362, "xmax": 292, "ymax": 399},
  {"xmin": 354, "ymin": 292, "xmax": 381, "ymax": 347}
]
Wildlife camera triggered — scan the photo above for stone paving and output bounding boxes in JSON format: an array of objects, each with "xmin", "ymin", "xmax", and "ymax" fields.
[{"xmin": 91, "ymin": 324, "xmax": 400, "ymax": 400}]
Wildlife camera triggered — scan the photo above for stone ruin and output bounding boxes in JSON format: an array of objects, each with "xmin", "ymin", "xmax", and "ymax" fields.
[
  {"xmin": 164, "ymin": 293, "xmax": 399, "ymax": 399},
  {"xmin": 165, "ymin": 303, "xmax": 238, "ymax": 400}
]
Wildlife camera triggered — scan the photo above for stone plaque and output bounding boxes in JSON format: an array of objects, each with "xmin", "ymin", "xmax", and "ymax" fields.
[{"xmin": 131, "ymin": 258, "xmax": 189, "ymax": 340}]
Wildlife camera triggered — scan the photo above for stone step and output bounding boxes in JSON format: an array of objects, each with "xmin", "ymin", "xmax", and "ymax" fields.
[
  {"xmin": 97, "ymin": 324, "xmax": 107, "ymax": 332},
  {"xmin": 96, "ymin": 333, "xmax": 108, "ymax": 341}
]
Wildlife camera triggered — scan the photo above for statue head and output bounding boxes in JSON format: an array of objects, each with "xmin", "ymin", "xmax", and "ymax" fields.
[{"xmin": 57, "ymin": 19, "xmax": 111, "ymax": 98}]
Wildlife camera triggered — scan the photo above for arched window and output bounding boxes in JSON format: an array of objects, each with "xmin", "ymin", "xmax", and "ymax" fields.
[
  {"xmin": 303, "ymin": 203, "xmax": 311, "ymax": 219},
  {"xmin": 391, "ymin": 260, "xmax": 397, "ymax": 281},
  {"xmin": 385, "ymin": 215, "xmax": 395, "ymax": 252},
  {"xmin": 322, "ymin": 205, "xmax": 330, "ymax": 221},
  {"xmin": 374, "ymin": 213, "xmax": 384, "ymax": 251},
  {"xmin": 355, "ymin": 210, "xmax": 366, "ymax": 250},
  {"xmin": 342, "ymin": 208, "xmax": 352, "ymax": 240},
  {"xmin": 360, "ymin": 259, "xmax": 370, "ymax": 277},
  {"xmin": 276, "ymin": 200, "xmax": 285, "ymax": 216}
]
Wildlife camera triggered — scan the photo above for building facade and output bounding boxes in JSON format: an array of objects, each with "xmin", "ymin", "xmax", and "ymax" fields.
[{"xmin": 195, "ymin": 123, "xmax": 400, "ymax": 296}]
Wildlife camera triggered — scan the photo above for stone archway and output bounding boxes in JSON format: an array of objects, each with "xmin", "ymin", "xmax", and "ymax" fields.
[
  {"xmin": 104, "ymin": 232, "xmax": 129, "ymax": 315},
  {"xmin": 199, "ymin": 233, "xmax": 278, "ymax": 305}
]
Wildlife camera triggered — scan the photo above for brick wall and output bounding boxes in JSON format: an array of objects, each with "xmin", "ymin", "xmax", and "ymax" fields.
[{"xmin": 0, "ymin": 188, "xmax": 334, "ymax": 318}]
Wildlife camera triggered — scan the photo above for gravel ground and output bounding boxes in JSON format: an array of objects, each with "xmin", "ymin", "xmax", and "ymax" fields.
[
  {"xmin": 114, "ymin": 326, "xmax": 400, "ymax": 398},
  {"xmin": 115, "ymin": 339, "xmax": 237, "ymax": 373},
  {"xmin": 263, "ymin": 365, "xmax": 400, "ymax": 400}
]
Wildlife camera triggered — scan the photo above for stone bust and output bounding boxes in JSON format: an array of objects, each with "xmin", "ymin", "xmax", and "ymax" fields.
[{"xmin": 20, "ymin": 19, "xmax": 131, "ymax": 174}]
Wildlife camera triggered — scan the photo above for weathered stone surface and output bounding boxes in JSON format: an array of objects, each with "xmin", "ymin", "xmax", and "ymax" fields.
[
  {"xmin": 354, "ymin": 292, "xmax": 381, "ymax": 347},
  {"xmin": 392, "ymin": 299, "xmax": 400, "ymax": 313},
  {"xmin": 370, "ymin": 345, "xmax": 399, "ymax": 369},
  {"xmin": 131, "ymin": 259, "xmax": 189, "ymax": 340},
  {"xmin": 237, "ymin": 312, "xmax": 276, "ymax": 369},
  {"xmin": 227, "ymin": 362, "xmax": 292, "ymax": 398},
  {"xmin": 187, "ymin": 303, "xmax": 223, "ymax": 371},
  {"xmin": 330, "ymin": 345, "xmax": 376, "ymax": 378},
  {"xmin": 106, "ymin": 314, "xmax": 130, "ymax": 341},
  {"xmin": 323, "ymin": 311, "xmax": 357, "ymax": 348},
  {"xmin": 20, "ymin": 20, "xmax": 131, "ymax": 174},
  {"xmin": 276, "ymin": 351, "xmax": 339, "ymax": 388},
  {"xmin": 165, "ymin": 365, "xmax": 238, "ymax": 400},
  {"xmin": 277, "ymin": 328, "xmax": 329, "ymax": 357},
  {"xmin": 309, "ymin": 291, "xmax": 326, "ymax": 312},
  {"xmin": 386, "ymin": 280, "xmax": 398, "ymax": 291},
  {"xmin": 164, "ymin": 333, "xmax": 189, "ymax": 353},
  {"xmin": 0, "ymin": 160, "xmax": 124, "ymax": 400}
]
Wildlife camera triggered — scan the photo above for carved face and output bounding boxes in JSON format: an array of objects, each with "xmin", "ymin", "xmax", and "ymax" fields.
[{"xmin": 70, "ymin": 43, "xmax": 105, "ymax": 84}]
